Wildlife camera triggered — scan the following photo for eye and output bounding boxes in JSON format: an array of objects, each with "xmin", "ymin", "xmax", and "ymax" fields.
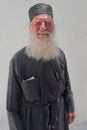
[
  {"xmin": 35, "ymin": 21, "xmax": 42, "ymax": 26},
  {"xmin": 45, "ymin": 22, "xmax": 52, "ymax": 27}
]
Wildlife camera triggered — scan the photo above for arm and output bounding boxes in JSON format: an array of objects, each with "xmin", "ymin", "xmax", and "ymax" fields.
[
  {"xmin": 63, "ymin": 55, "xmax": 75, "ymax": 124},
  {"xmin": 6, "ymin": 57, "xmax": 24, "ymax": 130}
]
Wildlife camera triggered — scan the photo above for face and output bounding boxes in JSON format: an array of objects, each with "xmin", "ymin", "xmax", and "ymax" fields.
[{"xmin": 30, "ymin": 14, "xmax": 54, "ymax": 39}]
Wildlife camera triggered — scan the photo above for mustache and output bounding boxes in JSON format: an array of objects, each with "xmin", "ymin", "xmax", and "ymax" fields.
[{"xmin": 37, "ymin": 31, "xmax": 51, "ymax": 35}]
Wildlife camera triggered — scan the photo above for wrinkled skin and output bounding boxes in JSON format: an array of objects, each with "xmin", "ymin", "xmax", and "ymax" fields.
[{"xmin": 30, "ymin": 14, "xmax": 54, "ymax": 39}]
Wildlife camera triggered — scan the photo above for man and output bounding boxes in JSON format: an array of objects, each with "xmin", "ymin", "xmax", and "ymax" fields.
[{"xmin": 6, "ymin": 3, "xmax": 75, "ymax": 130}]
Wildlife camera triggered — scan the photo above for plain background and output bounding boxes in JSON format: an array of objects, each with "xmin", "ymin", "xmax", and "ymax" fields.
[{"xmin": 0, "ymin": 0, "xmax": 87, "ymax": 130}]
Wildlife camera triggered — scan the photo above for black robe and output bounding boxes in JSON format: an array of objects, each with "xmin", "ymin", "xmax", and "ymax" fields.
[{"xmin": 6, "ymin": 47, "xmax": 75, "ymax": 130}]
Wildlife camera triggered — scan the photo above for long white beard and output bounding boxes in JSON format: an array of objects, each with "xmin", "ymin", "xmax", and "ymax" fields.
[{"xmin": 25, "ymin": 30, "xmax": 58, "ymax": 61}]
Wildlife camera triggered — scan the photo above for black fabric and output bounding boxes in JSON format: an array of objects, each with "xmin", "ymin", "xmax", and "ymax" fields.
[
  {"xmin": 6, "ymin": 47, "xmax": 75, "ymax": 130},
  {"xmin": 29, "ymin": 3, "xmax": 53, "ymax": 21}
]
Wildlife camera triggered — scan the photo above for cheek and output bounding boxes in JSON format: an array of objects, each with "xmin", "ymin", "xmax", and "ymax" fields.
[
  {"xmin": 47, "ymin": 26, "xmax": 54, "ymax": 33},
  {"xmin": 32, "ymin": 25, "xmax": 39, "ymax": 32}
]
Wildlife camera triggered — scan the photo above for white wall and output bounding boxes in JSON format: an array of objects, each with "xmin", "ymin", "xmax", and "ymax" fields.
[{"xmin": 0, "ymin": 0, "xmax": 87, "ymax": 130}]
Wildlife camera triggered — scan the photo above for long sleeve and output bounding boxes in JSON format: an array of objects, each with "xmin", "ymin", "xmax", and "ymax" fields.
[
  {"xmin": 63, "ymin": 55, "xmax": 75, "ymax": 113},
  {"xmin": 6, "ymin": 57, "xmax": 24, "ymax": 130}
]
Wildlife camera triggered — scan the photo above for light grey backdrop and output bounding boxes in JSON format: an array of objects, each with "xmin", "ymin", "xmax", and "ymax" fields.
[{"xmin": 0, "ymin": 0, "xmax": 87, "ymax": 130}]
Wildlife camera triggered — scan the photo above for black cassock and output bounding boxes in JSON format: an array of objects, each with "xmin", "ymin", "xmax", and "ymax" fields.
[{"xmin": 6, "ymin": 47, "xmax": 75, "ymax": 130}]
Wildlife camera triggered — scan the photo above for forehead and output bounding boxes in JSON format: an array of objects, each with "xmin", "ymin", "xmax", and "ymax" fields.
[{"xmin": 31, "ymin": 14, "xmax": 53, "ymax": 22}]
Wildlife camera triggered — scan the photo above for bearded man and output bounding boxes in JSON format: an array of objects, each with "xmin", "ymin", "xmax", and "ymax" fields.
[{"xmin": 6, "ymin": 3, "xmax": 75, "ymax": 130}]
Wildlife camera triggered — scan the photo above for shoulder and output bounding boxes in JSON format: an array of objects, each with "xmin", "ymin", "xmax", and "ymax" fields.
[
  {"xmin": 57, "ymin": 47, "xmax": 66, "ymax": 60},
  {"xmin": 10, "ymin": 46, "xmax": 27, "ymax": 63},
  {"xmin": 55, "ymin": 47, "xmax": 68, "ymax": 68},
  {"xmin": 9, "ymin": 46, "xmax": 28, "ymax": 71}
]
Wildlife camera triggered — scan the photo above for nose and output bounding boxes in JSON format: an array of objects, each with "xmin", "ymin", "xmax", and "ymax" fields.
[{"xmin": 40, "ymin": 22, "xmax": 47, "ymax": 31}]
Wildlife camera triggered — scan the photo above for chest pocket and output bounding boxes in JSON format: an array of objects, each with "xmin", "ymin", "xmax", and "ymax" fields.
[
  {"xmin": 21, "ymin": 62, "xmax": 43, "ymax": 102},
  {"xmin": 22, "ymin": 77, "xmax": 40, "ymax": 102}
]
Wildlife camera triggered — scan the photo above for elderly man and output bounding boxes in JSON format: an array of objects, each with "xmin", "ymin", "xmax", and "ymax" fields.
[{"xmin": 6, "ymin": 3, "xmax": 75, "ymax": 130}]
